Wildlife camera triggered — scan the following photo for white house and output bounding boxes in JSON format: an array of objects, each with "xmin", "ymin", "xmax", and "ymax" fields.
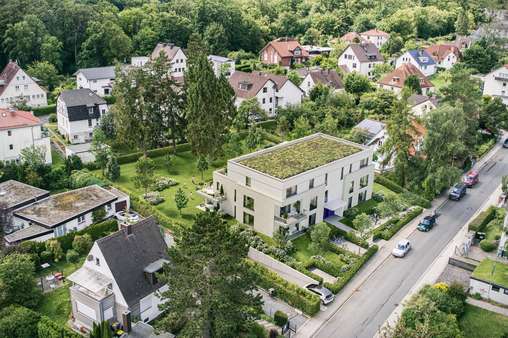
[
  {"xmin": 359, "ymin": 29, "xmax": 390, "ymax": 49},
  {"xmin": 408, "ymin": 94, "xmax": 438, "ymax": 117},
  {"xmin": 57, "ymin": 88, "xmax": 108, "ymax": 144},
  {"xmin": 151, "ymin": 43, "xmax": 187, "ymax": 78},
  {"xmin": 75, "ymin": 66, "xmax": 118, "ymax": 97},
  {"xmin": 483, "ymin": 65, "xmax": 508, "ymax": 105},
  {"xmin": 425, "ymin": 44, "xmax": 461, "ymax": 70},
  {"xmin": 353, "ymin": 119, "xmax": 388, "ymax": 171},
  {"xmin": 228, "ymin": 71, "xmax": 303, "ymax": 117},
  {"xmin": 0, "ymin": 61, "xmax": 47, "ymax": 108},
  {"xmin": 0, "ymin": 108, "xmax": 51, "ymax": 164},
  {"xmin": 131, "ymin": 56, "xmax": 149, "ymax": 67},
  {"xmin": 470, "ymin": 258, "xmax": 508, "ymax": 306},
  {"xmin": 395, "ymin": 50, "xmax": 437, "ymax": 77},
  {"xmin": 5, "ymin": 184, "xmax": 129, "ymax": 245},
  {"xmin": 299, "ymin": 69, "xmax": 344, "ymax": 96},
  {"xmin": 338, "ymin": 42, "xmax": 384, "ymax": 78},
  {"xmin": 208, "ymin": 55, "xmax": 235, "ymax": 77},
  {"xmin": 199, "ymin": 133, "xmax": 374, "ymax": 237},
  {"xmin": 68, "ymin": 217, "xmax": 169, "ymax": 333},
  {"xmin": 378, "ymin": 63, "xmax": 435, "ymax": 96}
]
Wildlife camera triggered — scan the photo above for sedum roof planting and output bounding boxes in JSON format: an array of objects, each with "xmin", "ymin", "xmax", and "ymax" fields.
[
  {"xmin": 472, "ymin": 258, "xmax": 508, "ymax": 289},
  {"xmin": 238, "ymin": 135, "xmax": 362, "ymax": 179}
]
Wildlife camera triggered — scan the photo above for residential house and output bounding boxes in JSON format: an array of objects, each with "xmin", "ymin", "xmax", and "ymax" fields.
[
  {"xmin": 228, "ymin": 71, "xmax": 303, "ymax": 117},
  {"xmin": 208, "ymin": 55, "xmax": 235, "ymax": 77},
  {"xmin": 378, "ymin": 63, "xmax": 435, "ymax": 96},
  {"xmin": 396, "ymin": 49, "xmax": 437, "ymax": 77},
  {"xmin": 338, "ymin": 43, "xmax": 384, "ymax": 78},
  {"xmin": 199, "ymin": 133, "xmax": 374, "ymax": 237},
  {"xmin": 360, "ymin": 29, "xmax": 390, "ymax": 49},
  {"xmin": 131, "ymin": 56, "xmax": 149, "ymax": 67},
  {"xmin": 454, "ymin": 35, "xmax": 473, "ymax": 51},
  {"xmin": 353, "ymin": 119, "xmax": 388, "ymax": 171},
  {"xmin": 302, "ymin": 45, "xmax": 332, "ymax": 58},
  {"xmin": 68, "ymin": 217, "xmax": 169, "ymax": 332},
  {"xmin": 408, "ymin": 94, "xmax": 438, "ymax": 117},
  {"xmin": 0, "ymin": 61, "xmax": 47, "ymax": 108},
  {"xmin": 425, "ymin": 44, "xmax": 461, "ymax": 70},
  {"xmin": 483, "ymin": 65, "xmax": 508, "ymax": 105},
  {"xmin": 150, "ymin": 43, "xmax": 187, "ymax": 78},
  {"xmin": 260, "ymin": 38, "xmax": 309, "ymax": 67},
  {"xmin": 5, "ymin": 184, "xmax": 129, "ymax": 245},
  {"xmin": 470, "ymin": 258, "xmax": 508, "ymax": 306},
  {"xmin": 299, "ymin": 69, "xmax": 344, "ymax": 96},
  {"xmin": 75, "ymin": 66, "xmax": 117, "ymax": 97},
  {"xmin": 57, "ymin": 88, "xmax": 108, "ymax": 144},
  {"xmin": 0, "ymin": 108, "xmax": 51, "ymax": 164},
  {"xmin": 340, "ymin": 32, "xmax": 366, "ymax": 44}
]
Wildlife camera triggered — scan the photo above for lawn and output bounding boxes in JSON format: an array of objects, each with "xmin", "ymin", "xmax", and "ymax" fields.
[
  {"xmin": 429, "ymin": 70, "xmax": 450, "ymax": 92},
  {"xmin": 459, "ymin": 304, "xmax": 508, "ymax": 338},
  {"xmin": 485, "ymin": 217, "xmax": 503, "ymax": 241},
  {"xmin": 51, "ymin": 149, "xmax": 65, "ymax": 167},
  {"xmin": 471, "ymin": 258, "xmax": 508, "ymax": 289},
  {"xmin": 292, "ymin": 233, "xmax": 346, "ymax": 267},
  {"xmin": 37, "ymin": 284, "xmax": 72, "ymax": 326}
]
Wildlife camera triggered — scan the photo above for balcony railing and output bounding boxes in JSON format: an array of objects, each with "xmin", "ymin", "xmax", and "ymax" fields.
[
  {"xmin": 197, "ymin": 186, "xmax": 226, "ymax": 203},
  {"xmin": 274, "ymin": 212, "xmax": 306, "ymax": 226}
]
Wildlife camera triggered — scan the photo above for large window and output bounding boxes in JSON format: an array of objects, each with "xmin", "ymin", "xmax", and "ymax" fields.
[
  {"xmin": 243, "ymin": 195, "xmax": 254, "ymax": 211},
  {"xmin": 308, "ymin": 213, "xmax": 316, "ymax": 226},
  {"xmin": 360, "ymin": 158, "xmax": 369, "ymax": 169},
  {"xmin": 286, "ymin": 185, "xmax": 297, "ymax": 198},
  {"xmin": 245, "ymin": 176, "xmax": 251, "ymax": 187},
  {"xmin": 310, "ymin": 196, "xmax": 318, "ymax": 210},
  {"xmin": 360, "ymin": 175, "xmax": 369, "ymax": 188},
  {"xmin": 309, "ymin": 178, "xmax": 314, "ymax": 189},
  {"xmin": 358, "ymin": 190, "xmax": 367, "ymax": 202},
  {"xmin": 349, "ymin": 181, "xmax": 355, "ymax": 194},
  {"xmin": 280, "ymin": 204, "xmax": 291, "ymax": 217},
  {"xmin": 243, "ymin": 212, "xmax": 254, "ymax": 226}
]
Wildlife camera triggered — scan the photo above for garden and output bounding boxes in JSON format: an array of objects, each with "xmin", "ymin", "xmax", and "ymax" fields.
[{"xmin": 468, "ymin": 206, "xmax": 506, "ymax": 253}]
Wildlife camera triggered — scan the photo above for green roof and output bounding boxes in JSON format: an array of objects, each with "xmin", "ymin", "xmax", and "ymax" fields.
[
  {"xmin": 472, "ymin": 258, "xmax": 508, "ymax": 289},
  {"xmin": 238, "ymin": 135, "xmax": 362, "ymax": 179}
]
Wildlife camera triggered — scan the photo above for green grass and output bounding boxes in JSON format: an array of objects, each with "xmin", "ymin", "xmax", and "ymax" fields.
[
  {"xmin": 36, "ymin": 284, "xmax": 71, "ymax": 326},
  {"xmin": 429, "ymin": 70, "xmax": 451, "ymax": 92},
  {"xmin": 291, "ymin": 234, "xmax": 345, "ymax": 267},
  {"xmin": 374, "ymin": 182, "xmax": 397, "ymax": 197},
  {"xmin": 485, "ymin": 218, "xmax": 503, "ymax": 241},
  {"xmin": 472, "ymin": 258, "xmax": 508, "ymax": 289},
  {"xmin": 459, "ymin": 304, "xmax": 508, "ymax": 338},
  {"xmin": 51, "ymin": 149, "xmax": 65, "ymax": 167},
  {"xmin": 35, "ymin": 259, "xmax": 83, "ymax": 279}
]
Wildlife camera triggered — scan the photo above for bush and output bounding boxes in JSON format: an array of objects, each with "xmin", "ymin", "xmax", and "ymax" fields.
[
  {"xmin": 372, "ymin": 207, "xmax": 423, "ymax": 241},
  {"xmin": 372, "ymin": 192, "xmax": 384, "ymax": 202},
  {"xmin": 307, "ymin": 255, "xmax": 343, "ymax": 277},
  {"xmin": 274, "ymin": 310, "xmax": 288, "ymax": 327},
  {"xmin": 479, "ymin": 239, "xmax": 497, "ymax": 252},
  {"xmin": 66, "ymin": 249, "xmax": 80, "ymax": 263},
  {"xmin": 56, "ymin": 219, "xmax": 118, "ymax": 253},
  {"xmin": 37, "ymin": 315, "xmax": 81, "ymax": 338},
  {"xmin": 117, "ymin": 143, "xmax": 192, "ymax": 164},
  {"xmin": 32, "ymin": 104, "xmax": 56, "ymax": 116},
  {"xmin": 103, "ymin": 95, "xmax": 116, "ymax": 105},
  {"xmin": 468, "ymin": 206, "xmax": 497, "ymax": 232},
  {"xmin": 375, "ymin": 175, "xmax": 431, "ymax": 208},
  {"xmin": 40, "ymin": 250, "xmax": 53, "ymax": 263},
  {"xmin": 154, "ymin": 176, "xmax": 178, "ymax": 191},
  {"xmin": 143, "ymin": 191, "xmax": 165, "ymax": 205},
  {"xmin": 72, "ymin": 234, "xmax": 92, "ymax": 255},
  {"xmin": 48, "ymin": 113, "xmax": 57, "ymax": 123},
  {"xmin": 326, "ymin": 223, "xmax": 369, "ymax": 249},
  {"xmin": 129, "ymin": 194, "xmax": 176, "ymax": 229}
]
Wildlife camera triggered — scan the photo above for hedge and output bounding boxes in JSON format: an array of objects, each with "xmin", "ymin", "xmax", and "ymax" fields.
[
  {"xmin": 117, "ymin": 143, "xmax": 192, "ymax": 164},
  {"xmin": 325, "ymin": 223, "xmax": 369, "ymax": 249},
  {"xmin": 372, "ymin": 207, "xmax": 423, "ymax": 241},
  {"xmin": 324, "ymin": 245, "xmax": 378, "ymax": 294},
  {"xmin": 274, "ymin": 310, "xmax": 288, "ymax": 327},
  {"xmin": 104, "ymin": 95, "xmax": 116, "ymax": 105},
  {"xmin": 32, "ymin": 104, "xmax": 56, "ymax": 116},
  {"xmin": 56, "ymin": 218, "xmax": 118, "ymax": 252},
  {"xmin": 375, "ymin": 175, "xmax": 431, "ymax": 208},
  {"xmin": 468, "ymin": 206, "xmax": 497, "ymax": 232},
  {"xmin": 248, "ymin": 260, "xmax": 321, "ymax": 316},
  {"xmin": 130, "ymin": 194, "xmax": 177, "ymax": 230},
  {"xmin": 256, "ymin": 119, "xmax": 277, "ymax": 131},
  {"xmin": 286, "ymin": 260, "xmax": 324, "ymax": 284},
  {"xmin": 37, "ymin": 315, "xmax": 81, "ymax": 338}
]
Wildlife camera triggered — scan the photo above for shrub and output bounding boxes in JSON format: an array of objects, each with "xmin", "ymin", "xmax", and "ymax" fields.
[
  {"xmin": 274, "ymin": 310, "xmax": 288, "ymax": 327},
  {"xmin": 72, "ymin": 234, "xmax": 92, "ymax": 255},
  {"xmin": 0, "ymin": 305, "xmax": 40, "ymax": 338},
  {"xmin": 307, "ymin": 255, "xmax": 343, "ymax": 277},
  {"xmin": 143, "ymin": 191, "xmax": 165, "ymax": 205},
  {"xmin": 327, "ymin": 223, "xmax": 369, "ymax": 249},
  {"xmin": 37, "ymin": 315, "xmax": 81, "ymax": 338},
  {"xmin": 32, "ymin": 104, "xmax": 56, "ymax": 116},
  {"xmin": 40, "ymin": 250, "xmax": 53, "ymax": 263},
  {"xmin": 56, "ymin": 219, "xmax": 118, "ymax": 252},
  {"xmin": 468, "ymin": 206, "xmax": 497, "ymax": 232},
  {"xmin": 372, "ymin": 207, "xmax": 423, "ymax": 240},
  {"xmin": 479, "ymin": 239, "xmax": 497, "ymax": 252},
  {"xmin": 117, "ymin": 143, "xmax": 192, "ymax": 164},
  {"xmin": 48, "ymin": 113, "xmax": 57, "ymax": 123},
  {"xmin": 92, "ymin": 207, "xmax": 107, "ymax": 223},
  {"xmin": 66, "ymin": 249, "xmax": 80, "ymax": 263},
  {"xmin": 154, "ymin": 176, "xmax": 178, "ymax": 191},
  {"xmin": 372, "ymin": 192, "xmax": 384, "ymax": 202},
  {"xmin": 375, "ymin": 175, "xmax": 431, "ymax": 208}
]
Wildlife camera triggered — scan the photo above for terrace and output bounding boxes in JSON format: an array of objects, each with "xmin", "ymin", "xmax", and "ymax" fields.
[
  {"xmin": 236, "ymin": 133, "xmax": 362, "ymax": 180},
  {"xmin": 472, "ymin": 258, "xmax": 508, "ymax": 289}
]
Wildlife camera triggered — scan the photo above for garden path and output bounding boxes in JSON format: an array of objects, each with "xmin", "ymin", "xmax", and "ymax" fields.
[{"xmin": 466, "ymin": 298, "xmax": 508, "ymax": 316}]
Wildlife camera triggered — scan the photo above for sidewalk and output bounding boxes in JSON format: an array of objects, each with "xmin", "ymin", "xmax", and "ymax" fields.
[{"xmin": 466, "ymin": 298, "xmax": 508, "ymax": 316}]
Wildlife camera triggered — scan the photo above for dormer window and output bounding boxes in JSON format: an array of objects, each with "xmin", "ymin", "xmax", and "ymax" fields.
[
  {"xmin": 294, "ymin": 47, "xmax": 301, "ymax": 56},
  {"xmin": 393, "ymin": 77, "xmax": 400, "ymax": 82},
  {"xmin": 88, "ymin": 107, "xmax": 94, "ymax": 115}
]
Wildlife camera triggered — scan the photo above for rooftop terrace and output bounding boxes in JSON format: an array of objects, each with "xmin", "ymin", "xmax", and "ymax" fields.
[
  {"xmin": 0, "ymin": 180, "xmax": 49, "ymax": 209},
  {"xmin": 14, "ymin": 185, "xmax": 117, "ymax": 228},
  {"xmin": 237, "ymin": 134, "xmax": 363, "ymax": 179},
  {"xmin": 472, "ymin": 258, "xmax": 508, "ymax": 289}
]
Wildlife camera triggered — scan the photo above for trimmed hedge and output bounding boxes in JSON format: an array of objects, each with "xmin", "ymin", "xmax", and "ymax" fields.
[
  {"xmin": 256, "ymin": 119, "xmax": 277, "ymax": 131},
  {"xmin": 324, "ymin": 245, "xmax": 378, "ymax": 294},
  {"xmin": 117, "ymin": 143, "xmax": 192, "ymax": 164},
  {"xmin": 375, "ymin": 175, "xmax": 431, "ymax": 208},
  {"xmin": 248, "ymin": 260, "xmax": 321, "ymax": 316},
  {"xmin": 372, "ymin": 207, "xmax": 423, "ymax": 241},
  {"xmin": 32, "ymin": 104, "xmax": 56, "ymax": 116},
  {"xmin": 286, "ymin": 260, "xmax": 324, "ymax": 284},
  {"xmin": 274, "ymin": 310, "xmax": 288, "ymax": 327},
  {"xmin": 56, "ymin": 218, "xmax": 118, "ymax": 252},
  {"xmin": 468, "ymin": 206, "xmax": 497, "ymax": 232},
  {"xmin": 479, "ymin": 239, "xmax": 497, "ymax": 252}
]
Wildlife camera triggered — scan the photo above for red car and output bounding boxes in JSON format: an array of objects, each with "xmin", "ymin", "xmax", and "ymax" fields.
[{"xmin": 463, "ymin": 170, "xmax": 479, "ymax": 187}]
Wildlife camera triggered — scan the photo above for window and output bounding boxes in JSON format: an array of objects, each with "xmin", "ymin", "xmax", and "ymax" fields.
[
  {"xmin": 360, "ymin": 175, "xmax": 369, "ymax": 188},
  {"xmin": 504, "ymin": 289, "xmax": 508, "ymax": 295},
  {"xmin": 262, "ymin": 98, "xmax": 266, "ymax": 104},
  {"xmin": 310, "ymin": 196, "xmax": 318, "ymax": 210},
  {"xmin": 308, "ymin": 213, "xmax": 316, "ymax": 226},
  {"xmin": 245, "ymin": 176, "xmax": 251, "ymax": 187},
  {"xmin": 263, "ymin": 87, "xmax": 267, "ymax": 93},
  {"xmin": 269, "ymin": 97, "xmax": 272, "ymax": 103},
  {"xmin": 280, "ymin": 204, "xmax": 291, "ymax": 217},
  {"xmin": 234, "ymin": 189, "xmax": 237, "ymax": 202},
  {"xmin": 243, "ymin": 212, "xmax": 254, "ymax": 226},
  {"xmin": 95, "ymin": 257, "xmax": 100, "ymax": 266},
  {"xmin": 7, "ymin": 130, "xmax": 11, "ymax": 136},
  {"xmin": 286, "ymin": 185, "xmax": 297, "ymax": 198},
  {"xmin": 24, "ymin": 85, "xmax": 28, "ymax": 90},
  {"xmin": 349, "ymin": 163, "xmax": 353, "ymax": 173},
  {"xmin": 309, "ymin": 179, "xmax": 314, "ymax": 189},
  {"xmin": 358, "ymin": 190, "xmax": 367, "ymax": 202},
  {"xmin": 352, "ymin": 63, "xmax": 357, "ymax": 69},
  {"xmin": 347, "ymin": 196, "xmax": 353, "ymax": 209},
  {"xmin": 88, "ymin": 119, "xmax": 92, "ymax": 127},
  {"xmin": 324, "ymin": 190, "xmax": 328, "ymax": 203},
  {"xmin": 9, "ymin": 144, "xmax": 13, "ymax": 150},
  {"xmin": 15, "ymin": 85, "xmax": 19, "ymax": 91},
  {"xmin": 340, "ymin": 167, "xmax": 344, "ymax": 180},
  {"xmin": 243, "ymin": 195, "xmax": 254, "ymax": 211},
  {"xmin": 349, "ymin": 181, "xmax": 354, "ymax": 193},
  {"xmin": 492, "ymin": 285, "xmax": 500, "ymax": 292},
  {"xmin": 325, "ymin": 173, "xmax": 328, "ymax": 185},
  {"xmin": 78, "ymin": 215, "xmax": 85, "ymax": 223}
]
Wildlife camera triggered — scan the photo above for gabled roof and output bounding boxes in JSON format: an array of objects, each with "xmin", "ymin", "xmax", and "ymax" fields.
[
  {"xmin": 229, "ymin": 71, "xmax": 294, "ymax": 99},
  {"xmin": 406, "ymin": 50, "xmax": 436, "ymax": 67},
  {"xmin": 425, "ymin": 44, "xmax": 461, "ymax": 62},
  {"xmin": 408, "ymin": 94, "xmax": 438, "ymax": 107},
  {"xmin": 74, "ymin": 66, "xmax": 116, "ymax": 80},
  {"xmin": 378, "ymin": 64, "xmax": 434, "ymax": 89},
  {"xmin": 262, "ymin": 38, "xmax": 309, "ymax": 58},
  {"xmin": 96, "ymin": 217, "xmax": 169, "ymax": 306},
  {"xmin": 360, "ymin": 29, "xmax": 390, "ymax": 37},
  {"xmin": 307, "ymin": 69, "xmax": 343, "ymax": 90},
  {"xmin": 347, "ymin": 43, "xmax": 384, "ymax": 62},
  {"xmin": 354, "ymin": 119, "xmax": 386, "ymax": 139},
  {"xmin": 151, "ymin": 43, "xmax": 184, "ymax": 61},
  {"xmin": 0, "ymin": 109, "xmax": 41, "ymax": 130},
  {"xmin": 340, "ymin": 32, "xmax": 366, "ymax": 43},
  {"xmin": 208, "ymin": 55, "xmax": 233, "ymax": 63},
  {"xmin": 0, "ymin": 61, "xmax": 21, "ymax": 96},
  {"xmin": 59, "ymin": 88, "xmax": 106, "ymax": 107}
]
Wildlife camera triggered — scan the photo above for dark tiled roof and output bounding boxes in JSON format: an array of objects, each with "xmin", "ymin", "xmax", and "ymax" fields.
[
  {"xmin": 74, "ymin": 66, "xmax": 116, "ymax": 80},
  {"xmin": 349, "ymin": 43, "xmax": 384, "ymax": 62},
  {"xmin": 408, "ymin": 94, "xmax": 439, "ymax": 107},
  {"xmin": 97, "ymin": 217, "xmax": 169, "ymax": 306},
  {"xmin": 60, "ymin": 88, "xmax": 106, "ymax": 107},
  {"xmin": 308, "ymin": 69, "xmax": 343, "ymax": 90}
]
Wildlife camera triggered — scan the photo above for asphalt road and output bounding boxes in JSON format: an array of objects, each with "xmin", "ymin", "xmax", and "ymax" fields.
[{"xmin": 313, "ymin": 146, "xmax": 508, "ymax": 338}]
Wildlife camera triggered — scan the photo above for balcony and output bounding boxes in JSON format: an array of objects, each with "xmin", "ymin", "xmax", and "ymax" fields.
[
  {"xmin": 197, "ymin": 186, "xmax": 226, "ymax": 203},
  {"xmin": 274, "ymin": 212, "xmax": 306, "ymax": 226}
]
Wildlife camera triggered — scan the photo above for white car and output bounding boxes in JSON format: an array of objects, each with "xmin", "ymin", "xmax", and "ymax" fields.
[
  {"xmin": 305, "ymin": 283, "xmax": 335, "ymax": 305},
  {"xmin": 392, "ymin": 239, "xmax": 411, "ymax": 258}
]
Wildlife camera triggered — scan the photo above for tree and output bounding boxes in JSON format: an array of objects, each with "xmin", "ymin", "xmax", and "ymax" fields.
[
  {"xmin": 455, "ymin": 8, "xmax": 470, "ymax": 35},
  {"xmin": 20, "ymin": 145, "xmax": 46, "ymax": 169},
  {"xmin": 463, "ymin": 38, "xmax": 501, "ymax": 74},
  {"xmin": 479, "ymin": 96, "xmax": 508, "ymax": 136},
  {"xmin": 174, "ymin": 188, "xmax": 189, "ymax": 216},
  {"xmin": 352, "ymin": 213, "xmax": 372, "ymax": 241},
  {"xmin": 344, "ymin": 72, "xmax": 372, "ymax": 97},
  {"xmin": 371, "ymin": 63, "xmax": 394, "ymax": 81},
  {"xmin": 98, "ymin": 112, "xmax": 116, "ymax": 139},
  {"xmin": 40, "ymin": 35, "xmax": 63, "ymax": 71},
  {"xmin": 404, "ymin": 75, "xmax": 422, "ymax": 95},
  {"xmin": 291, "ymin": 116, "xmax": 312, "ymax": 140},
  {"xmin": 315, "ymin": 111, "xmax": 338, "ymax": 136},
  {"xmin": 2, "ymin": 14, "xmax": 47, "ymax": 65},
  {"xmin": 0, "ymin": 305, "xmax": 41, "ymax": 338},
  {"xmin": 133, "ymin": 156, "xmax": 156, "ymax": 193},
  {"xmin": 196, "ymin": 156, "xmax": 209, "ymax": 181},
  {"xmin": 380, "ymin": 34, "xmax": 404, "ymax": 56},
  {"xmin": 104, "ymin": 154, "xmax": 120, "ymax": 181},
  {"xmin": 46, "ymin": 239, "xmax": 63, "ymax": 262},
  {"xmin": 378, "ymin": 195, "xmax": 406, "ymax": 218},
  {"xmin": 309, "ymin": 222, "xmax": 331, "ymax": 252},
  {"xmin": 91, "ymin": 129, "xmax": 110, "ymax": 176},
  {"xmin": 309, "ymin": 83, "xmax": 331, "ymax": 103},
  {"xmin": 27, "ymin": 61, "xmax": 60, "ymax": 91},
  {"xmin": 222, "ymin": 133, "xmax": 244, "ymax": 159},
  {"xmin": 245, "ymin": 126, "xmax": 263, "ymax": 150},
  {"xmin": 72, "ymin": 234, "xmax": 93, "ymax": 255},
  {"xmin": 0, "ymin": 253, "xmax": 41, "ymax": 309},
  {"xmin": 159, "ymin": 212, "xmax": 262, "ymax": 337},
  {"xmin": 185, "ymin": 35, "xmax": 235, "ymax": 159},
  {"xmin": 234, "ymin": 98, "xmax": 264, "ymax": 130},
  {"xmin": 64, "ymin": 154, "xmax": 83, "ymax": 175},
  {"xmin": 90, "ymin": 320, "xmax": 112, "ymax": 338}
]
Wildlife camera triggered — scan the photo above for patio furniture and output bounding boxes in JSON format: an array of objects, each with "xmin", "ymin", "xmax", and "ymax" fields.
[
  {"xmin": 41, "ymin": 263, "xmax": 50, "ymax": 269},
  {"xmin": 45, "ymin": 275, "xmax": 55, "ymax": 282}
]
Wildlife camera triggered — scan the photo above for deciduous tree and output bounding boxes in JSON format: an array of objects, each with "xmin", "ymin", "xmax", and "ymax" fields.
[
  {"xmin": 0, "ymin": 253, "xmax": 41, "ymax": 309},
  {"xmin": 133, "ymin": 156, "xmax": 156, "ymax": 193}
]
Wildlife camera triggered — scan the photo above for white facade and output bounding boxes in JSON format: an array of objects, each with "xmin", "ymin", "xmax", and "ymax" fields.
[
  {"xmin": 0, "ymin": 123, "xmax": 51, "ymax": 164},
  {"xmin": 410, "ymin": 100, "xmax": 437, "ymax": 117},
  {"xmin": 359, "ymin": 34, "xmax": 388, "ymax": 49},
  {"xmin": 299, "ymin": 73, "xmax": 343, "ymax": 96},
  {"xmin": 470, "ymin": 278, "xmax": 508, "ymax": 305},
  {"xmin": 378, "ymin": 83, "xmax": 434, "ymax": 97},
  {"xmin": 169, "ymin": 48, "xmax": 187, "ymax": 78},
  {"xmin": 131, "ymin": 56, "xmax": 149, "ymax": 67},
  {"xmin": 277, "ymin": 81, "xmax": 304, "ymax": 109},
  {"xmin": 435, "ymin": 51, "xmax": 458, "ymax": 70},
  {"xmin": 202, "ymin": 134, "xmax": 374, "ymax": 237},
  {"xmin": 483, "ymin": 66, "xmax": 508, "ymax": 105},
  {"xmin": 395, "ymin": 52, "xmax": 437, "ymax": 77},
  {"xmin": 338, "ymin": 46, "xmax": 383, "ymax": 78},
  {"xmin": 208, "ymin": 56, "xmax": 235, "ymax": 77},
  {"xmin": 76, "ymin": 72, "xmax": 114, "ymax": 97},
  {"xmin": 0, "ymin": 67, "xmax": 47, "ymax": 108}
]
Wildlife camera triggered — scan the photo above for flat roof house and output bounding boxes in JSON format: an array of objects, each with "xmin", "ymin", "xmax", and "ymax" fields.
[
  {"xmin": 378, "ymin": 63, "xmax": 435, "ymax": 96},
  {"xmin": 208, "ymin": 55, "xmax": 235, "ymax": 78},
  {"xmin": 5, "ymin": 185, "xmax": 129, "ymax": 245},
  {"xmin": 200, "ymin": 133, "xmax": 374, "ymax": 237},
  {"xmin": 338, "ymin": 42, "xmax": 384, "ymax": 79},
  {"xmin": 68, "ymin": 217, "xmax": 169, "ymax": 333},
  {"xmin": 470, "ymin": 258, "xmax": 508, "ymax": 306}
]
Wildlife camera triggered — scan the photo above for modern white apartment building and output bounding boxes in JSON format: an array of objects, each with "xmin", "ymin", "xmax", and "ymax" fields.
[
  {"xmin": 199, "ymin": 133, "xmax": 374, "ymax": 237},
  {"xmin": 483, "ymin": 65, "xmax": 508, "ymax": 105}
]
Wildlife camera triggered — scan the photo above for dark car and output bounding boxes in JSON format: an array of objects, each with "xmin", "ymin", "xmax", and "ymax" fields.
[
  {"xmin": 463, "ymin": 170, "xmax": 479, "ymax": 188},
  {"xmin": 503, "ymin": 138, "xmax": 508, "ymax": 148},
  {"xmin": 305, "ymin": 283, "xmax": 335, "ymax": 305},
  {"xmin": 449, "ymin": 183, "xmax": 467, "ymax": 201},
  {"xmin": 417, "ymin": 215, "xmax": 437, "ymax": 232}
]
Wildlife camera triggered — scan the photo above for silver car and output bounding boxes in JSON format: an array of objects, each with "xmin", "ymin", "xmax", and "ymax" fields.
[
  {"xmin": 305, "ymin": 283, "xmax": 335, "ymax": 305},
  {"xmin": 392, "ymin": 239, "xmax": 411, "ymax": 258}
]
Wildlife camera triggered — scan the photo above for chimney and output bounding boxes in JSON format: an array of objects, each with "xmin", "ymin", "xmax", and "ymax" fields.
[{"xmin": 122, "ymin": 223, "xmax": 133, "ymax": 235}]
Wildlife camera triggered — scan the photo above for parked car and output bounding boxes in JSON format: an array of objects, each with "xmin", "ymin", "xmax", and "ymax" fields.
[
  {"xmin": 392, "ymin": 239, "xmax": 411, "ymax": 258},
  {"xmin": 463, "ymin": 170, "xmax": 479, "ymax": 187},
  {"xmin": 448, "ymin": 183, "xmax": 467, "ymax": 201},
  {"xmin": 417, "ymin": 215, "xmax": 437, "ymax": 232},
  {"xmin": 503, "ymin": 138, "xmax": 508, "ymax": 148},
  {"xmin": 305, "ymin": 283, "xmax": 335, "ymax": 305}
]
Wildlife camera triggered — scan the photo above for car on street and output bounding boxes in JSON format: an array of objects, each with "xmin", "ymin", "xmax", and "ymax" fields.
[
  {"xmin": 448, "ymin": 183, "xmax": 467, "ymax": 201},
  {"xmin": 417, "ymin": 215, "xmax": 437, "ymax": 232},
  {"xmin": 305, "ymin": 283, "xmax": 335, "ymax": 305},
  {"xmin": 463, "ymin": 170, "xmax": 479, "ymax": 187},
  {"xmin": 504, "ymin": 138, "xmax": 508, "ymax": 148},
  {"xmin": 392, "ymin": 239, "xmax": 411, "ymax": 258}
]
